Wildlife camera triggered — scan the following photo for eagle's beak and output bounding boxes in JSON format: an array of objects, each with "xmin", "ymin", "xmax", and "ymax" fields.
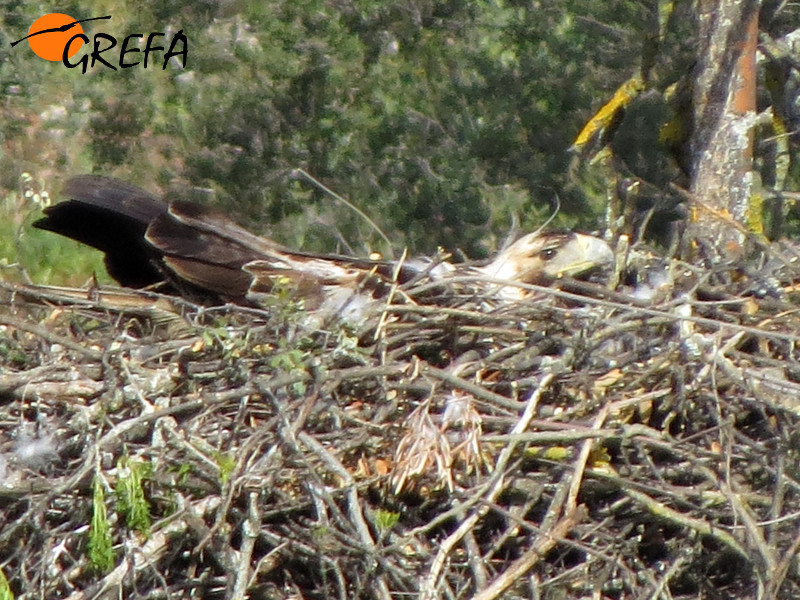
[{"xmin": 546, "ymin": 233, "xmax": 614, "ymax": 278}]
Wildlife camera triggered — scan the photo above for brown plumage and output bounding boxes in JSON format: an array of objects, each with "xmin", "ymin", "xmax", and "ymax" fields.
[{"xmin": 34, "ymin": 176, "xmax": 613, "ymax": 317}]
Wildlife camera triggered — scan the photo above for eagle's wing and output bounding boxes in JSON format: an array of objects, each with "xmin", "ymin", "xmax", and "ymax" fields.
[
  {"xmin": 244, "ymin": 255, "xmax": 384, "ymax": 323},
  {"xmin": 145, "ymin": 200, "xmax": 284, "ymax": 298}
]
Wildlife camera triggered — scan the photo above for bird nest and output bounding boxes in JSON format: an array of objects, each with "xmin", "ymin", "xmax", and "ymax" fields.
[{"xmin": 2, "ymin": 242, "xmax": 800, "ymax": 600}]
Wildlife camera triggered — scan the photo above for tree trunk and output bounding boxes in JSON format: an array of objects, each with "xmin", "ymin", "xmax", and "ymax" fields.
[{"xmin": 686, "ymin": 0, "xmax": 760, "ymax": 259}]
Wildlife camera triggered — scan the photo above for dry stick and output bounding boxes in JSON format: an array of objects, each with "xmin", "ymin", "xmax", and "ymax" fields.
[
  {"xmin": 0, "ymin": 313, "xmax": 103, "ymax": 360},
  {"xmin": 481, "ymin": 429, "xmax": 616, "ymax": 444},
  {"xmin": 462, "ymin": 527, "xmax": 489, "ymax": 591},
  {"xmin": 482, "ymin": 486, "xmax": 544, "ymax": 564},
  {"xmin": 420, "ymin": 274, "xmax": 800, "ymax": 346},
  {"xmin": 404, "ymin": 475, "xmax": 503, "ymax": 539},
  {"xmin": 249, "ymin": 541, "xmax": 290, "ymax": 586},
  {"xmin": 764, "ymin": 526, "xmax": 800, "ymax": 600},
  {"xmin": 423, "ymin": 365, "xmax": 524, "ymax": 410},
  {"xmin": 298, "ymin": 431, "xmax": 392, "ymax": 600},
  {"xmin": 195, "ymin": 428, "xmax": 273, "ymax": 559},
  {"xmin": 471, "ymin": 504, "xmax": 587, "ymax": 600},
  {"xmin": 539, "ymin": 464, "xmax": 574, "ymax": 536},
  {"xmin": 0, "ymin": 370, "xmax": 105, "ymax": 400},
  {"xmin": 649, "ymin": 552, "xmax": 689, "ymax": 600},
  {"xmin": 769, "ymin": 454, "xmax": 786, "ymax": 545},
  {"xmin": 702, "ymin": 335, "xmax": 780, "ymax": 575},
  {"xmin": 55, "ymin": 387, "xmax": 239, "ymax": 496},
  {"xmin": 373, "ymin": 250, "xmax": 410, "ymax": 407},
  {"xmin": 293, "ymin": 168, "xmax": 394, "ymax": 256},
  {"xmin": 386, "ymin": 303, "xmax": 523, "ymax": 321},
  {"xmin": 726, "ymin": 478, "xmax": 778, "ymax": 576},
  {"xmin": 231, "ymin": 492, "xmax": 260, "ymax": 600},
  {"xmin": 258, "ymin": 363, "xmax": 410, "ymax": 393},
  {"xmin": 419, "ymin": 374, "xmax": 554, "ymax": 600},
  {"xmin": 199, "ymin": 389, "xmax": 316, "ymax": 560},
  {"xmin": 374, "ymin": 247, "xmax": 408, "ymax": 342},
  {"xmin": 621, "ymin": 485, "xmax": 749, "ymax": 559},
  {"xmin": 34, "ymin": 397, "xmax": 214, "ymax": 501},
  {"xmin": 566, "ymin": 403, "xmax": 610, "ymax": 515}
]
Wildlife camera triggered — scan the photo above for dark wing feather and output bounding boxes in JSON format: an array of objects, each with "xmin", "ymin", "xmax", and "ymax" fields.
[
  {"xmin": 143, "ymin": 201, "xmax": 289, "ymax": 299},
  {"xmin": 161, "ymin": 200, "xmax": 280, "ymax": 256},
  {"xmin": 145, "ymin": 208, "xmax": 264, "ymax": 270},
  {"xmin": 162, "ymin": 255, "xmax": 255, "ymax": 298},
  {"xmin": 33, "ymin": 176, "xmax": 168, "ymax": 287}
]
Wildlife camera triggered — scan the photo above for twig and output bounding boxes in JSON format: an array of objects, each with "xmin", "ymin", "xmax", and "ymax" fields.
[
  {"xmin": 566, "ymin": 403, "xmax": 610, "ymax": 515},
  {"xmin": 0, "ymin": 314, "xmax": 103, "ymax": 360},
  {"xmin": 621, "ymin": 485, "xmax": 749, "ymax": 559},
  {"xmin": 419, "ymin": 374, "xmax": 554, "ymax": 600},
  {"xmin": 293, "ymin": 168, "xmax": 394, "ymax": 256},
  {"xmin": 413, "ymin": 274, "xmax": 800, "ymax": 346},
  {"xmin": 298, "ymin": 431, "xmax": 393, "ymax": 600},
  {"xmin": 764, "ymin": 526, "xmax": 800, "ymax": 600},
  {"xmin": 63, "ymin": 497, "xmax": 221, "ymax": 600},
  {"xmin": 471, "ymin": 504, "xmax": 587, "ymax": 600},
  {"xmin": 231, "ymin": 491, "xmax": 260, "ymax": 600},
  {"xmin": 423, "ymin": 365, "xmax": 524, "ymax": 411}
]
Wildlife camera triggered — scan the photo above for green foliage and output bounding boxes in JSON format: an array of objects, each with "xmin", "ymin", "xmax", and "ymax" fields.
[
  {"xmin": 172, "ymin": 461, "xmax": 194, "ymax": 486},
  {"xmin": 373, "ymin": 508, "xmax": 400, "ymax": 534},
  {"xmin": 269, "ymin": 339, "xmax": 310, "ymax": 395},
  {"xmin": 88, "ymin": 475, "xmax": 115, "ymax": 574},
  {"xmin": 1, "ymin": 174, "xmax": 107, "ymax": 286},
  {"xmin": 255, "ymin": 275, "xmax": 310, "ymax": 322},
  {"xmin": 215, "ymin": 452, "xmax": 236, "ymax": 486},
  {"xmin": 331, "ymin": 327, "xmax": 369, "ymax": 365},
  {"xmin": 2, "ymin": 0, "xmax": 649, "ymax": 278},
  {"xmin": 268, "ymin": 343, "xmax": 307, "ymax": 372},
  {"xmin": 0, "ymin": 568, "xmax": 13, "ymax": 600},
  {"xmin": 115, "ymin": 456, "xmax": 152, "ymax": 536},
  {"xmin": 200, "ymin": 324, "xmax": 249, "ymax": 360},
  {"xmin": 0, "ymin": 335, "xmax": 28, "ymax": 369}
]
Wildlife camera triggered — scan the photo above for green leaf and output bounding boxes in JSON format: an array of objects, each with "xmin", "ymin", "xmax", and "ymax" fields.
[
  {"xmin": 115, "ymin": 457, "xmax": 152, "ymax": 536},
  {"xmin": 88, "ymin": 475, "xmax": 115, "ymax": 573},
  {"xmin": 0, "ymin": 567, "xmax": 14, "ymax": 600}
]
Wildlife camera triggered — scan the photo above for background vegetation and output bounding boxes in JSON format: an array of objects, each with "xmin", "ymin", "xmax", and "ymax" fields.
[{"xmin": 0, "ymin": 0, "xmax": 798, "ymax": 284}]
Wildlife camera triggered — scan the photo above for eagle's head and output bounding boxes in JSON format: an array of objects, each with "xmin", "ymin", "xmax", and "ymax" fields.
[{"xmin": 478, "ymin": 231, "xmax": 613, "ymax": 287}]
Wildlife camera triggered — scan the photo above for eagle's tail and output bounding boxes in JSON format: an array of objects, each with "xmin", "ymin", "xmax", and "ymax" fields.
[
  {"xmin": 33, "ymin": 176, "xmax": 278, "ymax": 301},
  {"xmin": 33, "ymin": 176, "xmax": 169, "ymax": 288}
]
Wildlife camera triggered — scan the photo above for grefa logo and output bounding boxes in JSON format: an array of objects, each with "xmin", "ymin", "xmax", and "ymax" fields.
[{"xmin": 11, "ymin": 13, "xmax": 187, "ymax": 73}]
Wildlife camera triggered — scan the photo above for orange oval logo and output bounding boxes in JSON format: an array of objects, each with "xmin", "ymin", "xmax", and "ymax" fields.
[{"xmin": 28, "ymin": 13, "xmax": 84, "ymax": 62}]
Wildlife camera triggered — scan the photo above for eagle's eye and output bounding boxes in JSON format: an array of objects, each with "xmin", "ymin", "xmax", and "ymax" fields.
[{"xmin": 539, "ymin": 247, "xmax": 559, "ymax": 261}]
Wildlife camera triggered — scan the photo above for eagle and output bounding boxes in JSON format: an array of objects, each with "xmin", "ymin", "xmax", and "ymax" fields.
[{"xmin": 34, "ymin": 176, "xmax": 613, "ymax": 319}]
